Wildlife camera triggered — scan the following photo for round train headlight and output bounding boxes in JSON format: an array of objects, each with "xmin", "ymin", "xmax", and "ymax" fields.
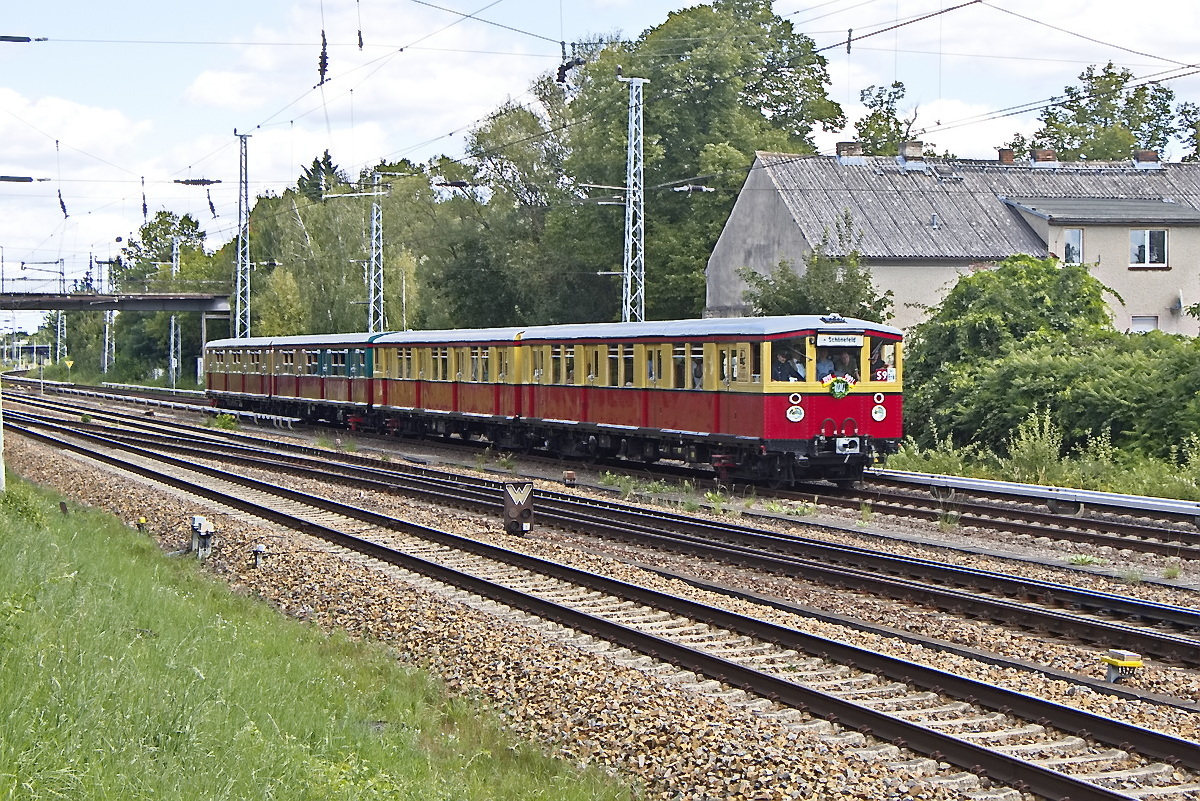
[
  {"xmin": 873, "ymin": 392, "xmax": 885, "ymax": 404},
  {"xmin": 788, "ymin": 392, "xmax": 804, "ymax": 405},
  {"xmin": 786, "ymin": 405, "xmax": 805, "ymax": 423},
  {"xmin": 871, "ymin": 404, "xmax": 887, "ymax": 421}
]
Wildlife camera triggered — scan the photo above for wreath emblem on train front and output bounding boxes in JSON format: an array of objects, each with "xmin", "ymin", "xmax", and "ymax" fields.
[{"xmin": 822, "ymin": 374, "xmax": 856, "ymax": 399}]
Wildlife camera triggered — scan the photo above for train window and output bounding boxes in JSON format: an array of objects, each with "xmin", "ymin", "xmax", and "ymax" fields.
[
  {"xmin": 867, "ymin": 337, "xmax": 898, "ymax": 383},
  {"xmin": 742, "ymin": 344, "xmax": 759, "ymax": 383},
  {"xmin": 437, "ymin": 347, "xmax": 450, "ymax": 381},
  {"xmin": 531, "ymin": 347, "xmax": 546, "ymax": 383},
  {"xmin": 495, "ymin": 348, "xmax": 509, "ymax": 382},
  {"xmin": 281, "ymin": 351, "xmax": 295, "ymax": 375},
  {"xmin": 773, "ymin": 338, "xmax": 810, "ymax": 382},
  {"xmin": 477, "ymin": 347, "xmax": 490, "ymax": 382},
  {"xmin": 718, "ymin": 346, "xmax": 735, "ymax": 384},
  {"xmin": 646, "ymin": 345, "xmax": 666, "ymax": 387},
  {"xmin": 672, "ymin": 343, "xmax": 704, "ymax": 389},
  {"xmin": 305, "ymin": 350, "xmax": 319, "ymax": 375},
  {"xmin": 400, "ymin": 347, "xmax": 413, "ymax": 379},
  {"xmin": 549, "ymin": 345, "xmax": 568, "ymax": 383},
  {"xmin": 415, "ymin": 347, "xmax": 427, "ymax": 379},
  {"xmin": 584, "ymin": 347, "xmax": 600, "ymax": 384},
  {"xmin": 605, "ymin": 345, "xmax": 618, "ymax": 386}
]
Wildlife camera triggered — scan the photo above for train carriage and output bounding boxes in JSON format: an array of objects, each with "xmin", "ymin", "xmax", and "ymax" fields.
[{"xmin": 205, "ymin": 314, "xmax": 903, "ymax": 486}]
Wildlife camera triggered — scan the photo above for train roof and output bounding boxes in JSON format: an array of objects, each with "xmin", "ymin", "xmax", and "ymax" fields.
[{"xmin": 205, "ymin": 315, "xmax": 901, "ymax": 350}]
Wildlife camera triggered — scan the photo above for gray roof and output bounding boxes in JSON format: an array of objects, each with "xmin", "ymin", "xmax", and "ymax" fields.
[
  {"xmin": 205, "ymin": 315, "xmax": 903, "ymax": 350},
  {"xmin": 1002, "ymin": 196, "xmax": 1200, "ymax": 225},
  {"xmin": 757, "ymin": 152, "xmax": 1200, "ymax": 260}
]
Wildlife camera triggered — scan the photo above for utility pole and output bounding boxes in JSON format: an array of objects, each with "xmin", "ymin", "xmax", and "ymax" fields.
[
  {"xmin": 328, "ymin": 170, "xmax": 407, "ymax": 332},
  {"xmin": 168, "ymin": 236, "xmax": 180, "ymax": 388},
  {"xmin": 234, "ymin": 130, "xmax": 251, "ymax": 338},
  {"xmin": 22, "ymin": 259, "xmax": 66, "ymax": 361},
  {"xmin": 618, "ymin": 73, "xmax": 648, "ymax": 323},
  {"xmin": 95, "ymin": 257, "xmax": 119, "ymax": 373}
]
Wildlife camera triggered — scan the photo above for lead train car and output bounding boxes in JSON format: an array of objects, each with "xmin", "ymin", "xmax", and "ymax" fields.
[{"xmin": 205, "ymin": 314, "xmax": 903, "ymax": 486}]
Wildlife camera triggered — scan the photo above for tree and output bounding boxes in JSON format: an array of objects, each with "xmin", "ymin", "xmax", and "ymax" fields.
[
  {"xmin": 1007, "ymin": 62, "xmax": 1177, "ymax": 160},
  {"xmin": 256, "ymin": 268, "xmax": 306, "ymax": 336},
  {"xmin": 112, "ymin": 211, "xmax": 206, "ymax": 292},
  {"xmin": 297, "ymin": 150, "xmax": 349, "ymax": 203},
  {"xmin": 546, "ymin": 0, "xmax": 845, "ymax": 320},
  {"xmin": 1177, "ymin": 102, "xmax": 1200, "ymax": 162},
  {"xmin": 854, "ymin": 81, "xmax": 916, "ymax": 156},
  {"xmin": 902, "ymin": 255, "xmax": 1117, "ymax": 449},
  {"xmin": 110, "ymin": 212, "xmax": 212, "ymax": 381},
  {"xmin": 737, "ymin": 211, "xmax": 893, "ymax": 322}
]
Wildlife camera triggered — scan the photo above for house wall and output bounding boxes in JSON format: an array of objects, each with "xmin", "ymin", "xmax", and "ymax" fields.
[
  {"xmin": 866, "ymin": 261, "xmax": 978, "ymax": 330},
  {"xmin": 1046, "ymin": 224, "xmax": 1200, "ymax": 335},
  {"xmin": 705, "ymin": 167, "xmax": 812, "ymax": 318}
]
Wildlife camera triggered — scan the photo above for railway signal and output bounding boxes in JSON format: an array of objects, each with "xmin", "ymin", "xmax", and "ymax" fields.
[{"xmin": 502, "ymin": 481, "xmax": 534, "ymax": 536}]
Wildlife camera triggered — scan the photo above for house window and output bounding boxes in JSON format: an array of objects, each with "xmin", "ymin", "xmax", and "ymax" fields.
[
  {"xmin": 1130, "ymin": 229, "xmax": 1167, "ymax": 267},
  {"xmin": 1130, "ymin": 315, "xmax": 1158, "ymax": 332},
  {"xmin": 1063, "ymin": 228, "xmax": 1083, "ymax": 264}
]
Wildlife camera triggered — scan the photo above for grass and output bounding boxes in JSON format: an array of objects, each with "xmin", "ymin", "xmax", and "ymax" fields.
[
  {"xmin": 703, "ymin": 490, "xmax": 727, "ymax": 515},
  {"xmin": 889, "ymin": 418, "xmax": 1200, "ymax": 502},
  {"xmin": 207, "ymin": 412, "xmax": 239, "ymax": 431},
  {"xmin": 1067, "ymin": 554, "xmax": 1106, "ymax": 566},
  {"xmin": 0, "ymin": 476, "xmax": 634, "ymax": 801}
]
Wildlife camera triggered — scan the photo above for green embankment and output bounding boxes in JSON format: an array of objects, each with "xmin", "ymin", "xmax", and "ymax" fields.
[{"xmin": 0, "ymin": 475, "xmax": 634, "ymax": 801}]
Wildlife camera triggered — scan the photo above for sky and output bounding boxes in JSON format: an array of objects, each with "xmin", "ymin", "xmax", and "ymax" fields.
[{"xmin": 2, "ymin": 0, "xmax": 1199, "ymax": 332}]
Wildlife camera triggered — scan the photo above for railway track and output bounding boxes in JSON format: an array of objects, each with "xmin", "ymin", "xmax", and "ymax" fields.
[
  {"xmin": 9, "ymin": 381, "xmax": 1200, "ymax": 561},
  {"xmin": 8, "ymin": 399, "xmax": 1200, "ymax": 669},
  {"xmin": 7, "ymin": 415, "xmax": 1200, "ymax": 800}
]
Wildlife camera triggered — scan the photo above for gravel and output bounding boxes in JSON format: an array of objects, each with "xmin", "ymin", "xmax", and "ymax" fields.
[{"xmin": 7, "ymin": 417, "xmax": 1200, "ymax": 799}]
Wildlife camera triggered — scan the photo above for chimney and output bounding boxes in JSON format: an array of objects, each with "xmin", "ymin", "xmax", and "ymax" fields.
[
  {"xmin": 900, "ymin": 140, "xmax": 924, "ymax": 159},
  {"xmin": 997, "ymin": 148, "xmax": 1015, "ymax": 165},
  {"xmin": 1032, "ymin": 148, "xmax": 1057, "ymax": 162},
  {"xmin": 835, "ymin": 141, "xmax": 866, "ymax": 166},
  {"xmin": 1133, "ymin": 149, "xmax": 1163, "ymax": 170}
]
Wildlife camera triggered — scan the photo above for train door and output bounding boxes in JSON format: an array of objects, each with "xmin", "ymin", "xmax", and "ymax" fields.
[{"xmin": 716, "ymin": 341, "xmax": 755, "ymax": 435}]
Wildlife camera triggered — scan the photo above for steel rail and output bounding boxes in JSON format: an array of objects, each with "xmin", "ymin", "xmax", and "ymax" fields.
[
  {"xmin": 6, "ymin": 421, "xmax": 1192, "ymax": 801},
  {"xmin": 15, "ymin": 409, "xmax": 1199, "ymax": 665}
]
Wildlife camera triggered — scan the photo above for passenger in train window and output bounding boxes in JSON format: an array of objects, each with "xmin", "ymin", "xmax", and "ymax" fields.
[
  {"xmin": 789, "ymin": 352, "xmax": 806, "ymax": 381},
  {"xmin": 816, "ymin": 350, "xmax": 836, "ymax": 381},
  {"xmin": 692, "ymin": 358, "xmax": 704, "ymax": 389},
  {"xmin": 834, "ymin": 350, "xmax": 858, "ymax": 380},
  {"xmin": 870, "ymin": 345, "xmax": 889, "ymax": 381},
  {"xmin": 772, "ymin": 350, "xmax": 795, "ymax": 381}
]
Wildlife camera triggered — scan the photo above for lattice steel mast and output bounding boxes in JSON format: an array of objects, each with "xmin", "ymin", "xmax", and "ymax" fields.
[
  {"xmin": 234, "ymin": 131, "xmax": 251, "ymax": 338},
  {"xmin": 618, "ymin": 74, "xmax": 648, "ymax": 323}
]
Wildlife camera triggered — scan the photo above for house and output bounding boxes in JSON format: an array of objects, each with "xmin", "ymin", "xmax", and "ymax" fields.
[{"xmin": 705, "ymin": 143, "xmax": 1200, "ymax": 335}]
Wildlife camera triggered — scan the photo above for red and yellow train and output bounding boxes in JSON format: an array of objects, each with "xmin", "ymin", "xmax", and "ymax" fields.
[{"xmin": 204, "ymin": 314, "xmax": 903, "ymax": 486}]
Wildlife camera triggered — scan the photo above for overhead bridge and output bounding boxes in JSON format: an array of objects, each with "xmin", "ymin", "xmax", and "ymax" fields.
[{"xmin": 0, "ymin": 293, "xmax": 230, "ymax": 314}]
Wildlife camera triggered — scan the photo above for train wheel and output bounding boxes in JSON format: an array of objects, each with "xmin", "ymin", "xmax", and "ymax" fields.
[{"xmin": 765, "ymin": 460, "xmax": 793, "ymax": 490}]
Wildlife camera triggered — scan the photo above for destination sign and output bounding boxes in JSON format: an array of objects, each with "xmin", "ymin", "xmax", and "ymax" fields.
[{"xmin": 816, "ymin": 333, "xmax": 863, "ymax": 347}]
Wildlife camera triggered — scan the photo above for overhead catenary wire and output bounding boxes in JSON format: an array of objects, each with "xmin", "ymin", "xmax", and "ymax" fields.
[{"xmin": 8, "ymin": 0, "xmax": 1200, "ymax": 279}]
